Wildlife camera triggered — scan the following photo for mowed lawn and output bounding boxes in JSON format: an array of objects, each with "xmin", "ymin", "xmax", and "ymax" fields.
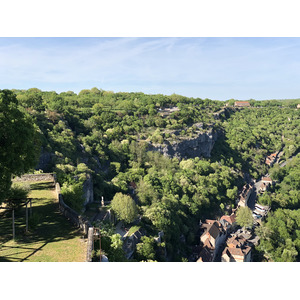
[{"xmin": 0, "ymin": 180, "xmax": 87, "ymax": 262}]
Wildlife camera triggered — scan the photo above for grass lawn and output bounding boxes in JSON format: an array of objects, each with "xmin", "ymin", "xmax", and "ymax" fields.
[{"xmin": 0, "ymin": 180, "xmax": 87, "ymax": 262}]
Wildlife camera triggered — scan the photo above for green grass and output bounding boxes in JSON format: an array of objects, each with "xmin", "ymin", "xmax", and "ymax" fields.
[
  {"xmin": 0, "ymin": 180, "xmax": 86, "ymax": 262},
  {"xmin": 127, "ymin": 225, "xmax": 141, "ymax": 237}
]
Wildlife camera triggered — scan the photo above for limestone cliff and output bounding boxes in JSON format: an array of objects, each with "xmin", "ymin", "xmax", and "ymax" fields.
[
  {"xmin": 148, "ymin": 129, "xmax": 219, "ymax": 159},
  {"xmin": 82, "ymin": 174, "xmax": 94, "ymax": 205}
]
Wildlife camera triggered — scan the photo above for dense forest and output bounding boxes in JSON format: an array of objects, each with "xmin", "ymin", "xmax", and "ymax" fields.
[{"xmin": 1, "ymin": 88, "xmax": 299, "ymax": 261}]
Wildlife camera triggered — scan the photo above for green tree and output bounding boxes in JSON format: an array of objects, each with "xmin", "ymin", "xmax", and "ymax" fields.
[
  {"xmin": 236, "ymin": 206, "xmax": 254, "ymax": 229},
  {"xmin": 61, "ymin": 182, "xmax": 85, "ymax": 213},
  {"xmin": 107, "ymin": 233, "xmax": 126, "ymax": 261},
  {"xmin": 5, "ymin": 182, "xmax": 30, "ymax": 208},
  {"xmin": 0, "ymin": 90, "xmax": 40, "ymax": 203},
  {"xmin": 111, "ymin": 193, "xmax": 138, "ymax": 224},
  {"xmin": 136, "ymin": 236, "xmax": 156, "ymax": 261}
]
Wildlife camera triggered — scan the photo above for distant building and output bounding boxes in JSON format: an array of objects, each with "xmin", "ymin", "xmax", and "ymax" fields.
[
  {"xmin": 261, "ymin": 177, "xmax": 272, "ymax": 184},
  {"xmin": 199, "ymin": 220, "xmax": 227, "ymax": 261},
  {"xmin": 197, "ymin": 245, "xmax": 213, "ymax": 262},
  {"xmin": 259, "ymin": 182, "xmax": 268, "ymax": 192},
  {"xmin": 200, "ymin": 220, "xmax": 221, "ymax": 248},
  {"xmin": 220, "ymin": 213, "xmax": 237, "ymax": 233},
  {"xmin": 265, "ymin": 152, "xmax": 279, "ymax": 166},
  {"xmin": 237, "ymin": 183, "xmax": 253, "ymax": 207},
  {"xmin": 234, "ymin": 101, "xmax": 250, "ymax": 107},
  {"xmin": 221, "ymin": 234, "xmax": 252, "ymax": 262},
  {"xmin": 222, "ymin": 246, "xmax": 252, "ymax": 262}
]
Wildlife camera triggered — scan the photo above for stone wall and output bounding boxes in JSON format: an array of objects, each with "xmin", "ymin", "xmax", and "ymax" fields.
[
  {"xmin": 55, "ymin": 179, "xmax": 94, "ymax": 262},
  {"xmin": 55, "ymin": 182, "xmax": 92, "ymax": 236},
  {"xmin": 13, "ymin": 173, "xmax": 55, "ymax": 182},
  {"xmin": 86, "ymin": 227, "xmax": 94, "ymax": 262}
]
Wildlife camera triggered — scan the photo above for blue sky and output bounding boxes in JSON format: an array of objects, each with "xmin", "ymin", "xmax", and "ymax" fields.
[{"xmin": 0, "ymin": 37, "xmax": 300, "ymax": 100}]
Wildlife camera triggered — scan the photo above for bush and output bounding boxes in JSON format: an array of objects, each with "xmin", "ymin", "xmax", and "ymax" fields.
[
  {"xmin": 6, "ymin": 183, "xmax": 30, "ymax": 208},
  {"xmin": 61, "ymin": 182, "xmax": 85, "ymax": 213}
]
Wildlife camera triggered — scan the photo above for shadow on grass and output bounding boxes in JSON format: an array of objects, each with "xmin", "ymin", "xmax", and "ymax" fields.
[
  {"xmin": 0, "ymin": 184, "xmax": 83, "ymax": 262},
  {"xmin": 29, "ymin": 181, "xmax": 55, "ymax": 190}
]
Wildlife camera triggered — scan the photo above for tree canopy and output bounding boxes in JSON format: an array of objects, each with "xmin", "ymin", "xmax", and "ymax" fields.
[
  {"xmin": 0, "ymin": 89, "xmax": 40, "ymax": 203},
  {"xmin": 111, "ymin": 192, "xmax": 138, "ymax": 224}
]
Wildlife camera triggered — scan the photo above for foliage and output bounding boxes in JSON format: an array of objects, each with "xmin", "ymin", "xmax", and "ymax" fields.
[
  {"xmin": 61, "ymin": 182, "xmax": 85, "ymax": 213},
  {"xmin": 211, "ymin": 107, "xmax": 300, "ymax": 177},
  {"xmin": 92, "ymin": 222, "xmax": 127, "ymax": 261},
  {"xmin": 5, "ymin": 182, "xmax": 30, "ymax": 208},
  {"xmin": 136, "ymin": 236, "xmax": 156, "ymax": 261},
  {"xmin": 111, "ymin": 193, "xmax": 138, "ymax": 224},
  {"xmin": 6, "ymin": 88, "xmax": 299, "ymax": 261},
  {"xmin": 256, "ymin": 209, "xmax": 300, "ymax": 262},
  {"xmin": 235, "ymin": 206, "xmax": 254, "ymax": 229},
  {"xmin": 258, "ymin": 155, "xmax": 300, "ymax": 209},
  {"xmin": 0, "ymin": 89, "xmax": 40, "ymax": 203}
]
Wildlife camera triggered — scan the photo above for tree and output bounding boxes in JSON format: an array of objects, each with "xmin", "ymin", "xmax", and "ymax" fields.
[
  {"xmin": 61, "ymin": 182, "xmax": 85, "ymax": 213},
  {"xmin": 111, "ymin": 193, "xmax": 138, "ymax": 224},
  {"xmin": 236, "ymin": 206, "xmax": 254, "ymax": 229},
  {"xmin": 107, "ymin": 233, "xmax": 126, "ymax": 261},
  {"xmin": 5, "ymin": 182, "xmax": 30, "ymax": 208},
  {"xmin": 136, "ymin": 236, "xmax": 156, "ymax": 261},
  {"xmin": 0, "ymin": 90, "xmax": 40, "ymax": 204}
]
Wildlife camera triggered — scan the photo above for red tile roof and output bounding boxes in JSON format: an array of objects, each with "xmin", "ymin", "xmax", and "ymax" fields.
[
  {"xmin": 235, "ymin": 101, "xmax": 250, "ymax": 107},
  {"xmin": 220, "ymin": 214, "xmax": 236, "ymax": 225},
  {"xmin": 262, "ymin": 177, "xmax": 272, "ymax": 183}
]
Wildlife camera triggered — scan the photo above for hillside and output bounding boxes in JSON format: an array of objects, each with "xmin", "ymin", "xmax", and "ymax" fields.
[{"xmin": 2, "ymin": 88, "xmax": 300, "ymax": 262}]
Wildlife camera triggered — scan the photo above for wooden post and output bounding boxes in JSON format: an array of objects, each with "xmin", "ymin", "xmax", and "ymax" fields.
[
  {"xmin": 26, "ymin": 202, "xmax": 28, "ymax": 233},
  {"xmin": 12, "ymin": 209, "xmax": 15, "ymax": 240},
  {"xmin": 30, "ymin": 199, "xmax": 32, "ymax": 217},
  {"xmin": 100, "ymin": 233, "xmax": 102, "ymax": 262}
]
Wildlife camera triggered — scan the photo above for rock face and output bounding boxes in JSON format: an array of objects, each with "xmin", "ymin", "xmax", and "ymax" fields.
[
  {"xmin": 36, "ymin": 148, "xmax": 54, "ymax": 171},
  {"xmin": 148, "ymin": 130, "xmax": 219, "ymax": 159},
  {"xmin": 83, "ymin": 174, "xmax": 94, "ymax": 205}
]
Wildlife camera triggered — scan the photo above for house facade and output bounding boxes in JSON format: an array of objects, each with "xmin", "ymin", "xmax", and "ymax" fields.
[
  {"xmin": 221, "ymin": 234, "xmax": 252, "ymax": 262},
  {"xmin": 199, "ymin": 220, "xmax": 227, "ymax": 261},
  {"xmin": 237, "ymin": 183, "xmax": 253, "ymax": 207},
  {"xmin": 234, "ymin": 101, "xmax": 250, "ymax": 107}
]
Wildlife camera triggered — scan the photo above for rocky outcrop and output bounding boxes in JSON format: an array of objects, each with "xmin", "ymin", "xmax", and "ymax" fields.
[
  {"xmin": 148, "ymin": 129, "xmax": 219, "ymax": 159},
  {"xmin": 83, "ymin": 174, "xmax": 94, "ymax": 205},
  {"xmin": 36, "ymin": 147, "xmax": 54, "ymax": 171}
]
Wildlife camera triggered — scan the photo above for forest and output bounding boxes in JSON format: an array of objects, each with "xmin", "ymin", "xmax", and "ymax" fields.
[{"xmin": 1, "ymin": 87, "xmax": 299, "ymax": 261}]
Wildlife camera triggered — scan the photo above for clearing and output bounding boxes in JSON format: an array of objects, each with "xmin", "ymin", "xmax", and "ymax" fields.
[{"xmin": 0, "ymin": 180, "xmax": 86, "ymax": 262}]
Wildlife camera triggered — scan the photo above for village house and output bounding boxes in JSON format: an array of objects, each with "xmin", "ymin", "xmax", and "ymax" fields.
[
  {"xmin": 198, "ymin": 219, "xmax": 227, "ymax": 261},
  {"xmin": 197, "ymin": 243, "xmax": 214, "ymax": 262},
  {"xmin": 259, "ymin": 177, "xmax": 273, "ymax": 193},
  {"xmin": 221, "ymin": 234, "xmax": 252, "ymax": 262},
  {"xmin": 265, "ymin": 151, "xmax": 279, "ymax": 166},
  {"xmin": 237, "ymin": 183, "xmax": 253, "ymax": 207},
  {"xmin": 220, "ymin": 212, "xmax": 237, "ymax": 233},
  {"xmin": 234, "ymin": 101, "xmax": 250, "ymax": 107},
  {"xmin": 261, "ymin": 177, "xmax": 272, "ymax": 184}
]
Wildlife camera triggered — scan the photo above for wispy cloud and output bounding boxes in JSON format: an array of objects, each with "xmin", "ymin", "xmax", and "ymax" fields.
[{"xmin": 0, "ymin": 37, "xmax": 300, "ymax": 99}]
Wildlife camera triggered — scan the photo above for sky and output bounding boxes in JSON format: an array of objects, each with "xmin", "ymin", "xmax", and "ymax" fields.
[{"xmin": 1, "ymin": 37, "xmax": 300, "ymax": 100}]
